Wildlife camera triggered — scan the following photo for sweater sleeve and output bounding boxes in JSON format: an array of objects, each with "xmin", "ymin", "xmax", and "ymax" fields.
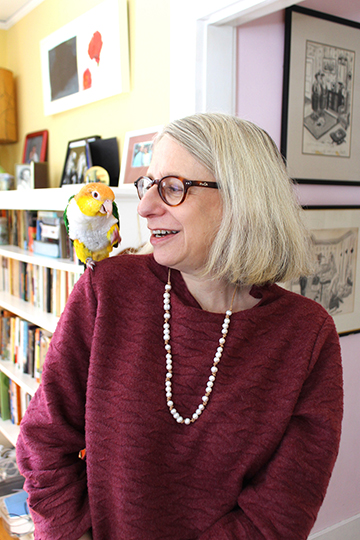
[
  {"xmin": 199, "ymin": 315, "xmax": 343, "ymax": 540},
  {"xmin": 16, "ymin": 270, "xmax": 97, "ymax": 540}
]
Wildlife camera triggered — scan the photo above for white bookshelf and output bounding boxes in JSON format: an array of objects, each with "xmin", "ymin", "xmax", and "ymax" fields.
[
  {"xmin": 0, "ymin": 245, "xmax": 84, "ymax": 273},
  {"xmin": 0, "ymin": 291, "xmax": 59, "ymax": 333},
  {"xmin": 0, "ymin": 186, "xmax": 148, "ymax": 449}
]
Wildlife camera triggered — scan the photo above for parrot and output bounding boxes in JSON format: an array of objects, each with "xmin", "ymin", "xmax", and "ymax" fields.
[{"xmin": 63, "ymin": 182, "xmax": 121, "ymax": 270}]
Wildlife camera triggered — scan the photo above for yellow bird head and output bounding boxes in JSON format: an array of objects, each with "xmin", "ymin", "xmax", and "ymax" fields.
[{"xmin": 74, "ymin": 182, "xmax": 115, "ymax": 217}]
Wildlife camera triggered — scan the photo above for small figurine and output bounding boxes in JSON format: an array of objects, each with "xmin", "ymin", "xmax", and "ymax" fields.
[{"xmin": 64, "ymin": 182, "xmax": 121, "ymax": 270}]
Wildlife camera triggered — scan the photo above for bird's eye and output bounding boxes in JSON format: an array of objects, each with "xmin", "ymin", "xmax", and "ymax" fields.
[{"xmin": 92, "ymin": 191, "xmax": 99, "ymax": 199}]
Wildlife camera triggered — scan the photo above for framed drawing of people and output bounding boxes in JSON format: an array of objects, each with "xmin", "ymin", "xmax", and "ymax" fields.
[
  {"xmin": 283, "ymin": 206, "xmax": 360, "ymax": 336},
  {"xmin": 281, "ymin": 6, "xmax": 360, "ymax": 185}
]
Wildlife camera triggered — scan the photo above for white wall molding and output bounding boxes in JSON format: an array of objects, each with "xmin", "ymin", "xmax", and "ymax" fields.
[
  {"xmin": 170, "ymin": 0, "xmax": 302, "ymax": 119},
  {"xmin": 309, "ymin": 513, "xmax": 360, "ymax": 540},
  {"xmin": 0, "ymin": 0, "xmax": 45, "ymax": 30}
]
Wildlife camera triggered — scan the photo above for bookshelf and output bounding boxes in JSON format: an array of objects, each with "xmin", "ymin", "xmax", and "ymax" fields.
[{"xmin": 0, "ymin": 185, "xmax": 148, "ymax": 446}]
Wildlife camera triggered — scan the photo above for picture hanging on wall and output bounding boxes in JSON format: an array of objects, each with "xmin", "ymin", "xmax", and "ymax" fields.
[
  {"xmin": 119, "ymin": 126, "xmax": 163, "ymax": 187},
  {"xmin": 281, "ymin": 6, "xmax": 360, "ymax": 185},
  {"xmin": 40, "ymin": 0, "xmax": 129, "ymax": 116},
  {"xmin": 283, "ymin": 206, "xmax": 360, "ymax": 336}
]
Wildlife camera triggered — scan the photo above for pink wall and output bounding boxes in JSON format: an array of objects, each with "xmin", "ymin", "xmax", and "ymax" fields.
[{"xmin": 236, "ymin": 1, "xmax": 360, "ymax": 534}]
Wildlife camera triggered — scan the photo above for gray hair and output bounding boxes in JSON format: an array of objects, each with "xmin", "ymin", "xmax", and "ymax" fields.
[{"xmin": 154, "ymin": 113, "xmax": 313, "ymax": 285}]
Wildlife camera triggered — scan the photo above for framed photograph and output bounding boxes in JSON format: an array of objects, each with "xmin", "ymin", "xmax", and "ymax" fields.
[
  {"xmin": 40, "ymin": 0, "xmax": 129, "ymax": 116},
  {"xmin": 60, "ymin": 136, "xmax": 99, "ymax": 187},
  {"xmin": 281, "ymin": 6, "xmax": 360, "ymax": 185},
  {"xmin": 119, "ymin": 126, "xmax": 162, "ymax": 187},
  {"xmin": 283, "ymin": 207, "xmax": 360, "ymax": 336},
  {"xmin": 22, "ymin": 130, "xmax": 49, "ymax": 164},
  {"xmin": 16, "ymin": 162, "xmax": 48, "ymax": 190}
]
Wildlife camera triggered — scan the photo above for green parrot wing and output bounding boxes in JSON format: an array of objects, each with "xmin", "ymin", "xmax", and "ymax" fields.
[
  {"xmin": 63, "ymin": 194, "xmax": 75, "ymax": 235},
  {"xmin": 113, "ymin": 200, "xmax": 120, "ymax": 223}
]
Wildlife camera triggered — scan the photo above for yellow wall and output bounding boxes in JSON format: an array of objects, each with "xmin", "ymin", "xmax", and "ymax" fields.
[{"xmin": 0, "ymin": 0, "xmax": 170, "ymax": 186}]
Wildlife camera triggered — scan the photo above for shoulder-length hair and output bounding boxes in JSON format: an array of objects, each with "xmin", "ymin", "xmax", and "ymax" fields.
[{"xmin": 155, "ymin": 113, "xmax": 313, "ymax": 286}]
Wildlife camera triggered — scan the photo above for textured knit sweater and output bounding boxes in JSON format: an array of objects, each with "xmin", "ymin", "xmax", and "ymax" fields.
[{"xmin": 16, "ymin": 254, "xmax": 343, "ymax": 540}]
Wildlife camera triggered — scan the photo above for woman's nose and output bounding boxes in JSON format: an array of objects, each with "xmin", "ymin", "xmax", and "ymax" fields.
[{"xmin": 137, "ymin": 184, "xmax": 164, "ymax": 218}]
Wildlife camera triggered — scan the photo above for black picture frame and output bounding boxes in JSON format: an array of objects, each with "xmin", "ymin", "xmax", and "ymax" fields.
[
  {"xmin": 283, "ymin": 206, "xmax": 360, "ymax": 336},
  {"xmin": 60, "ymin": 136, "xmax": 100, "ymax": 187},
  {"xmin": 281, "ymin": 6, "xmax": 360, "ymax": 185}
]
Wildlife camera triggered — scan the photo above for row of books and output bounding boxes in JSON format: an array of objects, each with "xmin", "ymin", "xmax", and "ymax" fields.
[
  {"xmin": 1, "ymin": 209, "xmax": 80, "ymax": 262},
  {"xmin": 0, "ymin": 310, "xmax": 51, "ymax": 384},
  {"xmin": 0, "ymin": 256, "xmax": 81, "ymax": 317},
  {"xmin": 0, "ymin": 374, "xmax": 31, "ymax": 426}
]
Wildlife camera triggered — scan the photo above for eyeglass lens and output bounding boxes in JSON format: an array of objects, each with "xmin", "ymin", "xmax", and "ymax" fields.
[{"xmin": 137, "ymin": 177, "xmax": 185, "ymax": 206}]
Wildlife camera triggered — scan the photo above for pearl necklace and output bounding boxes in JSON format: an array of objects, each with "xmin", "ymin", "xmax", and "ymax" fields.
[{"xmin": 163, "ymin": 269, "xmax": 237, "ymax": 425}]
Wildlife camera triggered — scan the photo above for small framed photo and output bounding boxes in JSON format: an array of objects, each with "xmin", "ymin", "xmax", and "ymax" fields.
[
  {"xmin": 119, "ymin": 126, "xmax": 162, "ymax": 187},
  {"xmin": 283, "ymin": 206, "xmax": 360, "ymax": 336},
  {"xmin": 16, "ymin": 162, "xmax": 48, "ymax": 190},
  {"xmin": 22, "ymin": 130, "xmax": 49, "ymax": 164},
  {"xmin": 60, "ymin": 136, "xmax": 99, "ymax": 186}
]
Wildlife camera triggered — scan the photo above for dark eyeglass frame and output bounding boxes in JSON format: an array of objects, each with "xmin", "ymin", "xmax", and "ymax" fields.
[{"xmin": 134, "ymin": 175, "xmax": 219, "ymax": 206}]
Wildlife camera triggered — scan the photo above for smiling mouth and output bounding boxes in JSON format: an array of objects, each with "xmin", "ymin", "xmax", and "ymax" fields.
[{"xmin": 152, "ymin": 229, "xmax": 179, "ymax": 238}]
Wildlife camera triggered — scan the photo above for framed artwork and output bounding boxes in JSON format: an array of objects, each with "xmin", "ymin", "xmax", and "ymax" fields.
[
  {"xmin": 40, "ymin": 0, "xmax": 129, "ymax": 116},
  {"xmin": 281, "ymin": 6, "xmax": 360, "ymax": 185},
  {"xmin": 283, "ymin": 207, "xmax": 360, "ymax": 336},
  {"xmin": 60, "ymin": 136, "xmax": 99, "ymax": 187},
  {"xmin": 119, "ymin": 126, "xmax": 162, "ymax": 186},
  {"xmin": 22, "ymin": 130, "xmax": 49, "ymax": 164},
  {"xmin": 16, "ymin": 162, "xmax": 48, "ymax": 190}
]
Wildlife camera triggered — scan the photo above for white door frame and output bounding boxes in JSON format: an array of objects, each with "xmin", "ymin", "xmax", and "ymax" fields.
[{"xmin": 169, "ymin": 0, "xmax": 302, "ymax": 120}]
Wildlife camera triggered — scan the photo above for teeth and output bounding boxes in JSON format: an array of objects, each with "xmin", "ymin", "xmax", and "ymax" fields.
[{"xmin": 152, "ymin": 230, "xmax": 178, "ymax": 237}]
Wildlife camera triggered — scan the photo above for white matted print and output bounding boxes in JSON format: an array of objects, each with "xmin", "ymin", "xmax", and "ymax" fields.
[
  {"xmin": 283, "ymin": 207, "xmax": 360, "ymax": 336},
  {"xmin": 40, "ymin": 0, "xmax": 129, "ymax": 116}
]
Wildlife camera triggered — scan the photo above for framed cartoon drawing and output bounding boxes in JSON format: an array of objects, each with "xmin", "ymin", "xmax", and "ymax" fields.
[{"xmin": 281, "ymin": 6, "xmax": 360, "ymax": 184}]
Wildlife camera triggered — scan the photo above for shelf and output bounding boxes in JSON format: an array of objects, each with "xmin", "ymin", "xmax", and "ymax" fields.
[
  {"xmin": 0, "ymin": 245, "xmax": 84, "ymax": 274},
  {"xmin": 0, "ymin": 361, "xmax": 38, "ymax": 397},
  {"xmin": 0, "ymin": 418, "xmax": 19, "ymax": 447},
  {"xmin": 0, "ymin": 291, "xmax": 59, "ymax": 333},
  {"xmin": 0, "ymin": 185, "xmax": 138, "ymax": 211}
]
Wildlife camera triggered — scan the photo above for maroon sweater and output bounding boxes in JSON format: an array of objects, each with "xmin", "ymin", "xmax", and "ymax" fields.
[{"xmin": 16, "ymin": 254, "xmax": 343, "ymax": 540}]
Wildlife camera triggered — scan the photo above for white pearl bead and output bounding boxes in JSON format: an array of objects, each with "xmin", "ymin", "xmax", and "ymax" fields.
[{"xmin": 164, "ymin": 275, "xmax": 235, "ymax": 426}]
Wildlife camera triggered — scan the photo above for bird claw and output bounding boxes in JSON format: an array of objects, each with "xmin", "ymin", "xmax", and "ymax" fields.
[{"xmin": 85, "ymin": 257, "xmax": 96, "ymax": 271}]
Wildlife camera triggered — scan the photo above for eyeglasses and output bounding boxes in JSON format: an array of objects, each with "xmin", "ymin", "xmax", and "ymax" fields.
[{"xmin": 134, "ymin": 175, "xmax": 219, "ymax": 206}]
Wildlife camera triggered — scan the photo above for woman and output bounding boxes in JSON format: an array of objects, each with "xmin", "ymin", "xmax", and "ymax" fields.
[{"xmin": 16, "ymin": 113, "xmax": 343, "ymax": 540}]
